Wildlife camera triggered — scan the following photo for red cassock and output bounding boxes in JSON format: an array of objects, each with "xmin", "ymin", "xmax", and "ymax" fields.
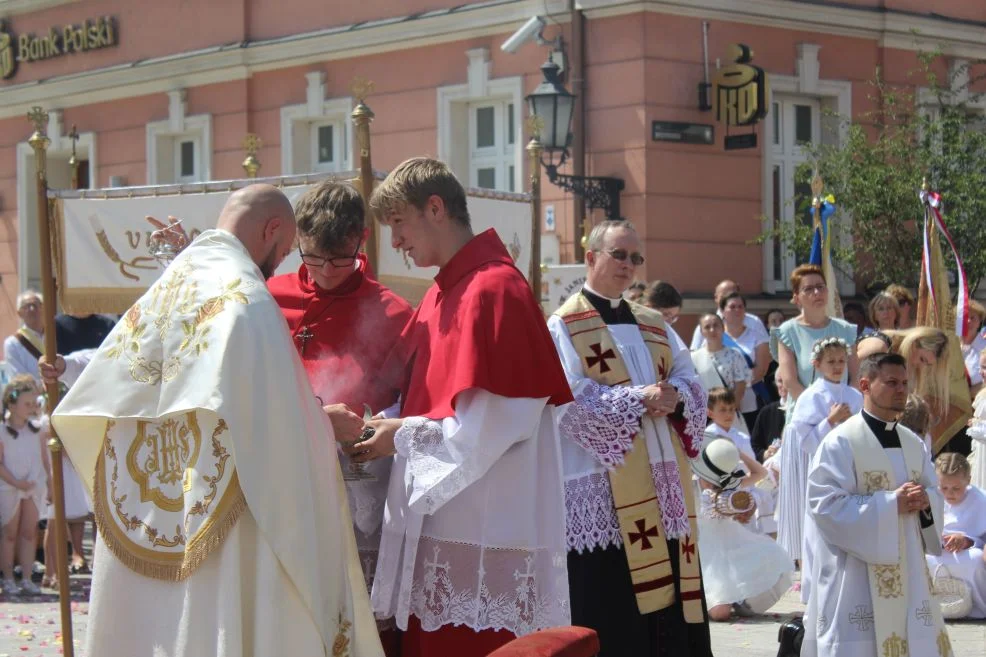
[
  {"xmin": 395, "ymin": 230, "xmax": 573, "ymax": 657},
  {"xmin": 268, "ymin": 255, "xmax": 413, "ymax": 414}
]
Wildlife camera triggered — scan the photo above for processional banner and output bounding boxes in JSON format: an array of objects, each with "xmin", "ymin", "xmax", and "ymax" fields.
[{"xmin": 51, "ymin": 173, "xmax": 532, "ymax": 313}]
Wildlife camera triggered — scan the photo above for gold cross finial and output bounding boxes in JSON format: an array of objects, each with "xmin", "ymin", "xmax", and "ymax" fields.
[
  {"xmin": 810, "ymin": 169, "xmax": 824, "ymax": 197},
  {"xmin": 27, "ymin": 106, "xmax": 48, "ymax": 134},
  {"xmin": 350, "ymin": 77, "xmax": 374, "ymax": 103},
  {"xmin": 243, "ymin": 133, "xmax": 262, "ymax": 156},
  {"xmin": 526, "ymin": 114, "xmax": 544, "ymax": 138},
  {"xmin": 69, "ymin": 124, "xmax": 79, "ymax": 157}
]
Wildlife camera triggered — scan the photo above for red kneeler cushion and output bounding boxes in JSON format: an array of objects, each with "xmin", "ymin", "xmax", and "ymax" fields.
[{"xmin": 488, "ymin": 627, "xmax": 600, "ymax": 657}]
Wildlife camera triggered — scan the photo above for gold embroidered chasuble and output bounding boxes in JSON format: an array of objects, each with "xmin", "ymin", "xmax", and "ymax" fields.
[
  {"xmin": 52, "ymin": 229, "xmax": 382, "ymax": 657},
  {"xmin": 843, "ymin": 416, "xmax": 952, "ymax": 657},
  {"xmin": 555, "ymin": 293, "xmax": 704, "ymax": 620}
]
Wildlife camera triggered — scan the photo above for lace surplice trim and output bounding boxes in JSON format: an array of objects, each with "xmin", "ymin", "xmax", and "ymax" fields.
[
  {"xmin": 669, "ymin": 375, "xmax": 706, "ymax": 457},
  {"xmin": 565, "ymin": 463, "xmax": 693, "ymax": 552},
  {"xmin": 407, "ymin": 537, "xmax": 570, "ymax": 636},
  {"xmin": 557, "ymin": 380, "xmax": 645, "ymax": 469},
  {"xmin": 394, "ymin": 416, "xmax": 468, "ymax": 515}
]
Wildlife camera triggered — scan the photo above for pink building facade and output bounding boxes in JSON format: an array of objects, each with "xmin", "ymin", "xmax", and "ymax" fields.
[{"xmin": 0, "ymin": 0, "xmax": 984, "ymax": 336}]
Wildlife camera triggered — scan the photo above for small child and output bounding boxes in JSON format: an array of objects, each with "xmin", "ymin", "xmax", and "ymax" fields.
[
  {"xmin": 899, "ymin": 393, "xmax": 932, "ymax": 453},
  {"xmin": 692, "ymin": 438, "xmax": 793, "ymax": 622},
  {"xmin": 0, "ymin": 375, "xmax": 49, "ymax": 595},
  {"xmin": 705, "ymin": 387, "xmax": 776, "ymax": 534},
  {"xmin": 778, "ymin": 337, "xmax": 862, "ymax": 568},
  {"xmin": 925, "ymin": 453, "xmax": 986, "ymax": 619}
]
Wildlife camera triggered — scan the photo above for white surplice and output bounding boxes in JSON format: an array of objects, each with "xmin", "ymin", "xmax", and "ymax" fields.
[
  {"xmin": 779, "ymin": 378, "xmax": 863, "ymax": 567},
  {"xmin": 802, "ymin": 417, "xmax": 948, "ymax": 657},
  {"xmin": 926, "ymin": 485, "xmax": 986, "ymax": 618},
  {"xmin": 969, "ymin": 394, "xmax": 986, "ymax": 490},
  {"xmin": 372, "ymin": 389, "xmax": 570, "ymax": 636},
  {"xmin": 546, "ymin": 313, "xmax": 707, "ymax": 553}
]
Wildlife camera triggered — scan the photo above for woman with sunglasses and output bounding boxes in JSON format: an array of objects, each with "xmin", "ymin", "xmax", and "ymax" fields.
[{"xmin": 771, "ymin": 264, "xmax": 859, "ymax": 409}]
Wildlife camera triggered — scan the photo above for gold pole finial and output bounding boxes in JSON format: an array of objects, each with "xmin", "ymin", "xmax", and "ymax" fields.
[
  {"xmin": 922, "ymin": 176, "xmax": 929, "ymax": 192},
  {"xmin": 242, "ymin": 133, "xmax": 262, "ymax": 178},
  {"xmin": 350, "ymin": 78, "xmax": 377, "ymax": 270},
  {"xmin": 27, "ymin": 106, "xmax": 50, "ymax": 158},
  {"xmin": 526, "ymin": 114, "xmax": 545, "ymax": 139},
  {"xmin": 68, "ymin": 124, "xmax": 80, "ymax": 190},
  {"xmin": 810, "ymin": 169, "xmax": 824, "ymax": 207}
]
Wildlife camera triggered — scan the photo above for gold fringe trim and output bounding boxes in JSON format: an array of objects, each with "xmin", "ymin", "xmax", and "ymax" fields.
[{"xmin": 93, "ymin": 444, "xmax": 248, "ymax": 582}]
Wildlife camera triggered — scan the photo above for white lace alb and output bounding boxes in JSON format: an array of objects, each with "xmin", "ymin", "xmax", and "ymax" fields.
[
  {"xmin": 406, "ymin": 535, "xmax": 570, "ymax": 635},
  {"xmin": 394, "ymin": 416, "xmax": 465, "ymax": 515},
  {"xmin": 557, "ymin": 380, "xmax": 644, "ymax": 469}
]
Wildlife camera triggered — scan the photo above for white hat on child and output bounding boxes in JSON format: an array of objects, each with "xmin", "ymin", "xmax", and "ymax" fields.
[{"xmin": 691, "ymin": 438, "xmax": 746, "ymax": 491}]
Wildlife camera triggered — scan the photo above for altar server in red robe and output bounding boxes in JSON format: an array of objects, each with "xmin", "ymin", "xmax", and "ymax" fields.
[
  {"xmin": 267, "ymin": 180, "xmax": 412, "ymax": 654},
  {"xmin": 353, "ymin": 158, "xmax": 574, "ymax": 657}
]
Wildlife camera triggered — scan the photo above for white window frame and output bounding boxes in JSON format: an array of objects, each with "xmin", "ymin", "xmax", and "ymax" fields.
[
  {"xmin": 308, "ymin": 119, "xmax": 346, "ymax": 174},
  {"xmin": 763, "ymin": 44, "xmax": 854, "ymax": 296},
  {"xmin": 468, "ymin": 99, "xmax": 517, "ymax": 192},
  {"xmin": 438, "ymin": 47, "xmax": 523, "ymax": 193},
  {"xmin": 16, "ymin": 110, "xmax": 97, "ymax": 294},
  {"xmin": 146, "ymin": 90, "xmax": 212, "ymax": 184},
  {"xmin": 280, "ymin": 72, "xmax": 353, "ymax": 175},
  {"xmin": 173, "ymin": 136, "xmax": 202, "ymax": 183}
]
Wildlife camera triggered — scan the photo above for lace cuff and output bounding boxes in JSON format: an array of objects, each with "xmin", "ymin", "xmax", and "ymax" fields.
[
  {"xmin": 668, "ymin": 375, "xmax": 706, "ymax": 457},
  {"xmin": 394, "ymin": 416, "xmax": 444, "ymax": 460},
  {"xmin": 557, "ymin": 380, "xmax": 645, "ymax": 469}
]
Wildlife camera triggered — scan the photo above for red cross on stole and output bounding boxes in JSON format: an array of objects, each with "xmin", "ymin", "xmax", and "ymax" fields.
[
  {"xmin": 586, "ymin": 342, "xmax": 617, "ymax": 373},
  {"xmin": 628, "ymin": 518, "xmax": 660, "ymax": 551}
]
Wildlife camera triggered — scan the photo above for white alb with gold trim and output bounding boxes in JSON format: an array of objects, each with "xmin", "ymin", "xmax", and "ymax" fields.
[{"xmin": 52, "ymin": 229, "xmax": 383, "ymax": 657}]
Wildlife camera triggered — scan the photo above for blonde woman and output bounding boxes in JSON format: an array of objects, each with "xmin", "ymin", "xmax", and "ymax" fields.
[
  {"xmin": 857, "ymin": 327, "xmax": 949, "ymax": 409},
  {"xmin": 867, "ymin": 292, "xmax": 900, "ymax": 333}
]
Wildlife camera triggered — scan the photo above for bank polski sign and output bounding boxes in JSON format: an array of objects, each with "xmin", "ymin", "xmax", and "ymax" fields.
[{"xmin": 0, "ymin": 17, "xmax": 117, "ymax": 80}]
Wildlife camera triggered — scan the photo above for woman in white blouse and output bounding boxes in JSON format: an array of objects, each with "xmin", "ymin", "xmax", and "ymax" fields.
[{"xmin": 692, "ymin": 314, "xmax": 752, "ymax": 431}]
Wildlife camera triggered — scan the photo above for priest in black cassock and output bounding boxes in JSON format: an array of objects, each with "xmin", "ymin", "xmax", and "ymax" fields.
[{"xmin": 548, "ymin": 220, "xmax": 713, "ymax": 656}]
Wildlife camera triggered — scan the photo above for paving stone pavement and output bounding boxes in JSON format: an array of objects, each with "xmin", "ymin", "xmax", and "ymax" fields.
[
  {"xmin": 709, "ymin": 584, "xmax": 986, "ymax": 656},
  {"xmin": 0, "ymin": 571, "xmax": 981, "ymax": 656}
]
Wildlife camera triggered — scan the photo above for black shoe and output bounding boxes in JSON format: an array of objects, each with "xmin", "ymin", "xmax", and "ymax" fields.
[{"xmin": 777, "ymin": 617, "xmax": 803, "ymax": 657}]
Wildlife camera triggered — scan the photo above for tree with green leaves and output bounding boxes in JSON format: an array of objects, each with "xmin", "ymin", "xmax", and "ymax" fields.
[{"xmin": 758, "ymin": 52, "xmax": 986, "ymax": 295}]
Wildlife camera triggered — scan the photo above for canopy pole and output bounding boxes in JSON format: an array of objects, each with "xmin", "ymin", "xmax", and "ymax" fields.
[{"xmin": 27, "ymin": 105, "xmax": 75, "ymax": 657}]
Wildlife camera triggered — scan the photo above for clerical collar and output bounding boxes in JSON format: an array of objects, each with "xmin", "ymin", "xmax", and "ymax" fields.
[
  {"xmin": 862, "ymin": 409, "xmax": 901, "ymax": 448},
  {"xmin": 581, "ymin": 287, "xmax": 636, "ymax": 325},
  {"xmin": 434, "ymin": 229, "xmax": 514, "ymax": 292}
]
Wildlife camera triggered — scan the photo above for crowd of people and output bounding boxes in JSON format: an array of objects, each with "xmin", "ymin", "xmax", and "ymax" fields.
[{"xmin": 0, "ymin": 163, "xmax": 980, "ymax": 656}]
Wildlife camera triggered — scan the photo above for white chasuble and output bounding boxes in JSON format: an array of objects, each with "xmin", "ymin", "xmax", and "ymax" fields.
[
  {"xmin": 52, "ymin": 230, "xmax": 382, "ymax": 657},
  {"xmin": 802, "ymin": 414, "xmax": 951, "ymax": 657}
]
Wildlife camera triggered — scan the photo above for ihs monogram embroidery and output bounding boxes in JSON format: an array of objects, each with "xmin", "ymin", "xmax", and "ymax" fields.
[{"xmin": 881, "ymin": 632, "xmax": 907, "ymax": 657}]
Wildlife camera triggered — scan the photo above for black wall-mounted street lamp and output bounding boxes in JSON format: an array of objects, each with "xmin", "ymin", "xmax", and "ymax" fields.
[{"xmin": 526, "ymin": 56, "xmax": 625, "ymax": 221}]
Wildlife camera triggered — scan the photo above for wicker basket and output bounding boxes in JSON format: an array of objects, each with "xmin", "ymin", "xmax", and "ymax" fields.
[{"xmin": 932, "ymin": 564, "xmax": 972, "ymax": 619}]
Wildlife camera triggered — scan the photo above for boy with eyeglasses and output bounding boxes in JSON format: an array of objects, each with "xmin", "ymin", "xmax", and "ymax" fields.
[{"xmin": 267, "ymin": 180, "xmax": 411, "ymax": 655}]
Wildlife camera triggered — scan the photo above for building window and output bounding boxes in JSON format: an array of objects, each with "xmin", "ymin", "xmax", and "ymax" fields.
[
  {"xmin": 175, "ymin": 138, "xmax": 200, "ymax": 182},
  {"xmin": 279, "ymin": 72, "xmax": 352, "ymax": 176},
  {"xmin": 146, "ymin": 90, "xmax": 212, "ymax": 185},
  {"xmin": 469, "ymin": 100, "xmax": 517, "ymax": 192},
  {"xmin": 308, "ymin": 120, "xmax": 345, "ymax": 173},
  {"xmin": 766, "ymin": 95, "xmax": 821, "ymax": 289}
]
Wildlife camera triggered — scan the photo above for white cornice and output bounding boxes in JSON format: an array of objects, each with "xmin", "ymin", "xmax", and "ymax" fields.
[
  {"xmin": 0, "ymin": 0, "xmax": 77, "ymax": 18},
  {"xmin": 0, "ymin": 0, "xmax": 570, "ymax": 119},
  {"xmin": 579, "ymin": 1, "xmax": 986, "ymax": 57},
  {"xmin": 2, "ymin": 0, "xmax": 984, "ymax": 120}
]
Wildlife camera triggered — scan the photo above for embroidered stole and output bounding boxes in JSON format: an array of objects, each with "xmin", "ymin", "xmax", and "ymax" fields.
[
  {"xmin": 557, "ymin": 294, "xmax": 703, "ymax": 620},
  {"xmin": 844, "ymin": 417, "xmax": 952, "ymax": 657}
]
